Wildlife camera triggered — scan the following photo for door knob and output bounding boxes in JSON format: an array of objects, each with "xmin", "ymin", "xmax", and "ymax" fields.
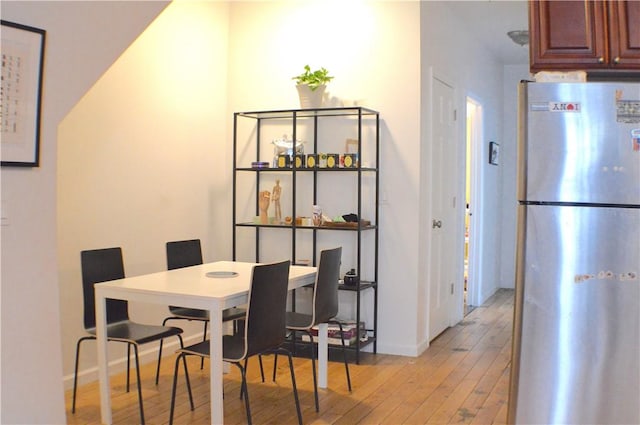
[{"xmin": 432, "ymin": 219, "xmax": 442, "ymax": 229}]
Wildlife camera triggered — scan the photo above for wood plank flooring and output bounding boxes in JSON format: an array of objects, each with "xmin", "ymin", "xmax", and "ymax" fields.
[{"xmin": 65, "ymin": 288, "xmax": 513, "ymax": 424}]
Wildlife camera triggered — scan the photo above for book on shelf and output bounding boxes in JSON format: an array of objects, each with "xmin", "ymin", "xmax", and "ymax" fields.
[
  {"xmin": 298, "ymin": 321, "xmax": 367, "ymax": 346},
  {"xmin": 307, "ymin": 321, "xmax": 364, "ymax": 338}
]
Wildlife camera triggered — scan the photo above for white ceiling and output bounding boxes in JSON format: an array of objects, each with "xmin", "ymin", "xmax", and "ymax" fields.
[{"xmin": 445, "ymin": 0, "xmax": 530, "ymax": 66}]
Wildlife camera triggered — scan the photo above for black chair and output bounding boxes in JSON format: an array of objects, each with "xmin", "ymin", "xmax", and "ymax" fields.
[
  {"xmin": 169, "ymin": 260, "xmax": 303, "ymax": 425},
  {"xmin": 72, "ymin": 247, "xmax": 185, "ymax": 425},
  {"xmin": 156, "ymin": 239, "xmax": 246, "ymax": 380},
  {"xmin": 275, "ymin": 247, "xmax": 352, "ymax": 412}
]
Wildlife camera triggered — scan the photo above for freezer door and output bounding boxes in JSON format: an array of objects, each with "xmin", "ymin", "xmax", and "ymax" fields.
[
  {"xmin": 513, "ymin": 205, "xmax": 640, "ymax": 424},
  {"xmin": 521, "ymin": 82, "xmax": 640, "ymax": 205}
]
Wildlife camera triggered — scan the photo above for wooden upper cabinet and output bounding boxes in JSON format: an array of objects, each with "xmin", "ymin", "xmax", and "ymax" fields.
[
  {"xmin": 530, "ymin": 0, "xmax": 640, "ymax": 73},
  {"xmin": 608, "ymin": 1, "xmax": 640, "ymax": 67}
]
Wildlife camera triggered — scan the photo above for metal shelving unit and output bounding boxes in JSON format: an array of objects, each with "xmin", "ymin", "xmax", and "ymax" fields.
[{"xmin": 232, "ymin": 106, "xmax": 379, "ymax": 363}]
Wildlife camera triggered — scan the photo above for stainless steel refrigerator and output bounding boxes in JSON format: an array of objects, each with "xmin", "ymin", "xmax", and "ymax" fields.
[{"xmin": 508, "ymin": 82, "xmax": 640, "ymax": 424}]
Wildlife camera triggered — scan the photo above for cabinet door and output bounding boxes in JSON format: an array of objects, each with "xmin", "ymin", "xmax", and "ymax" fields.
[
  {"xmin": 529, "ymin": 0, "xmax": 608, "ymax": 72},
  {"xmin": 608, "ymin": 1, "xmax": 640, "ymax": 68}
]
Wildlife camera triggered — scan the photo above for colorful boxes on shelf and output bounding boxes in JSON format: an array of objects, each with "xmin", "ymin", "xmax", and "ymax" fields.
[{"xmin": 275, "ymin": 153, "xmax": 359, "ymax": 169}]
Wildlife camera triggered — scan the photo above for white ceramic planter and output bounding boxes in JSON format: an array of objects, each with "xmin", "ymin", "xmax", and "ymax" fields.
[{"xmin": 296, "ymin": 84, "xmax": 326, "ymax": 109}]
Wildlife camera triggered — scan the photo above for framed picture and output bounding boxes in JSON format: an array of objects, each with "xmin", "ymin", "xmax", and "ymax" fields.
[
  {"xmin": 489, "ymin": 141, "xmax": 500, "ymax": 166},
  {"xmin": 1, "ymin": 20, "xmax": 46, "ymax": 167}
]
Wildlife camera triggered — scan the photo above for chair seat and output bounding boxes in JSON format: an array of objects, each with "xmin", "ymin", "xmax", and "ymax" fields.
[
  {"xmin": 285, "ymin": 311, "xmax": 314, "ymax": 330},
  {"xmin": 175, "ymin": 335, "xmax": 247, "ymax": 362},
  {"xmin": 178, "ymin": 340, "xmax": 210, "ymax": 357},
  {"xmin": 88, "ymin": 321, "xmax": 183, "ymax": 345},
  {"xmin": 168, "ymin": 306, "xmax": 246, "ymax": 322}
]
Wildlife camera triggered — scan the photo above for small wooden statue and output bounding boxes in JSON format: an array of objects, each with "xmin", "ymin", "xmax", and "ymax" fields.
[{"xmin": 272, "ymin": 180, "xmax": 282, "ymax": 223}]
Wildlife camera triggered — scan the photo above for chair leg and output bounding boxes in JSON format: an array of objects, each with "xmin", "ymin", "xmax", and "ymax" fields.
[
  {"xmin": 258, "ymin": 355, "xmax": 265, "ymax": 382},
  {"xmin": 240, "ymin": 358, "xmax": 249, "ymax": 400},
  {"xmin": 182, "ymin": 353, "xmax": 194, "ymax": 410},
  {"xmin": 283, "ymin": 349, "xmax": 303, "ymax": 425},
  {"xmin": 201, "ymin": 321, "xmax": 208, "ymax": 369},
  {"xmin": 233, "ymin": 362, "xmax": 252, "ymax": 425},
  {"xmin": 273, "ymin": 329, "xmax": 294, "ymax": 382},
  {"xmin": 272, "ymin": 353, "xmax": 278, "ymax": 382},
  {"xmin": 132, "ymin": 344, "xmax": 146, "ymax": 425},
  {"xmin": 335, "ymin": 321, "xmax": 352, "ymax": 391},
  {"xmin": 169, "ymin": 354, "xmax": 179, "ymax": 425},
  {"xmin": 72, "ymin": 336, "xmax": 93, "ymax": 414},
  {"xmin": 169, "ymin": 353, "xmax": 194, "ymax": 425},
  {"xmin": 126, "ymin": 343, "xmax": 132, "ymax": 393},
  {"xmin": 305, "ymin": 330, "xmax": 319, "ymax": 412},
  {"xmin": 155, "ymin": 340, "xmax": 164, "ymax": 386},
  {"xmin": 157, "ymin": 316, "xmax": 176, "ymax": 385}
]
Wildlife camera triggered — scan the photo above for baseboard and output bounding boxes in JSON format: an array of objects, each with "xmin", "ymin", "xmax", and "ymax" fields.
[{"xmin": 375, "ymin": 342, "xmax": 421, "ymax": 358}]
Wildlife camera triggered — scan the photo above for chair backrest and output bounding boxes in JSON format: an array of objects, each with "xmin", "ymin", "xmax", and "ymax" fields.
[
  {"xmin": 80, "ymin": 247, "xmax": 128, "ymax": 330},
  {"xmin": 244, "ymin": 260, "xmax": 291, "ymax": 358},
  {"xmin": 312, "ymin": 247, "xmax": 342, "ymax": 324},
  {"xmin": 166, "ymin": 239, "xmax": 203, "ymax": 270}
]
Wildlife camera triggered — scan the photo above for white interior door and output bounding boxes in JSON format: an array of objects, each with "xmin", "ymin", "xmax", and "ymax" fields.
[{"xmin": 429, "ymin": 76, "xmax": 457, "ymax": 340}]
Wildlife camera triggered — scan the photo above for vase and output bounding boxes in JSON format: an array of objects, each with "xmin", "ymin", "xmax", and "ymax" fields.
[{"xmin": 296, "ymin": 84, "xmax": 326, "ymax": 109}]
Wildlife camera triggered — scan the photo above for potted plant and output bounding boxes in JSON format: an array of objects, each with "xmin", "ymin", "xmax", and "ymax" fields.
[{"xmin": 292, "ymin": 65, "xmax": 333, "ymax": 109}]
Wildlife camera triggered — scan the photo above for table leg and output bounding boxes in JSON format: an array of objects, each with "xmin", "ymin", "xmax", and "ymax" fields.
[
  {"xmin": 317, "ymin": 322, "xmax": 328, "ymax": 388},
  {"xmin": 95, "ymin": 290, "xmax": 112, "ymax": 424},
  {"xmin": 209, "ymin": 306, "xmax": 224, "ymax": 424}
]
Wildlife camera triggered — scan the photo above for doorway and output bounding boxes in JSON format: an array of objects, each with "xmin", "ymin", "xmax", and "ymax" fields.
[{"xmin": 464, "ymin": 96, "xmax": 482, "ymax": 315}]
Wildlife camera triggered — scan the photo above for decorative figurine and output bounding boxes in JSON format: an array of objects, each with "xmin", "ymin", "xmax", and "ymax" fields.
[
  {"xmin": 272, "ymin": 180, "xmax": 282, "ymax": 223},
  {"xmin": 258, "ymin": 190, "xmax": 270, "ymax": 224}
]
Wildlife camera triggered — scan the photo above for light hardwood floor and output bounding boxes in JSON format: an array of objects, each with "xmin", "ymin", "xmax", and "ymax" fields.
[{"xmin": 66, "ymin": 289, "xmax": 513, "ymax": 424}]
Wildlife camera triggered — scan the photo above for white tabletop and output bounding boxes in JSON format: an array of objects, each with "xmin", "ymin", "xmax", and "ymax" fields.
[
  {"xmin": 96, "ymin": 261, "xmax": 316, "ymax": 310},
  {"xmin": 94, "ymin": 261, "xmax": 320, "ymax": 424}
]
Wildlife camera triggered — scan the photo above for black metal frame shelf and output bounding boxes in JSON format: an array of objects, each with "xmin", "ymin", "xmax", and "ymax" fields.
[
  {"xmin": 236, "ymin": 106, "xmax": 379, "ymax": 120},
  {"xmin": 232, "ymin": 106, "xmax": 379, "ymax": 363}
]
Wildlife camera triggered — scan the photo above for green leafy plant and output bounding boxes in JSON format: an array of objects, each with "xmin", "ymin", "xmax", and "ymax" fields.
[{"xmin": 292, "ymin": 65, "xmax": 333, "ymax": 91}]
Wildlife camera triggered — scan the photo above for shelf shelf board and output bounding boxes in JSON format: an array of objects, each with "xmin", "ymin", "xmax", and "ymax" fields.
[
  {"xmin": 235, "ymin": 222, "xmax": 377, "ymax": 231},
  {"xmin": 236, "ymin": 167, "xmax": 377, "ymax": 172},
  {"xmin": 283, "ymin": 336, "xmax": 377, "ymax": 364},
  {"xmin": 339, "ymin": 281, "xmax": 376, "ymax": 291},
  {"xmin": 236, "ymin": 106, "xmax": 379, "ymax": 120}
]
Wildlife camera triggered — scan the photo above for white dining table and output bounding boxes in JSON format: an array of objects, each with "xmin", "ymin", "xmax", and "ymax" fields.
[{"xmin": 94, "ymin": 260, "xmax": 328, "ymax": 424}]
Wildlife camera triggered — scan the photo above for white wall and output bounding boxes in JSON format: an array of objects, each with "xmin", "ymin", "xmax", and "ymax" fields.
[
  {"xmin": 57, "ymin": 1, "xmax": 230, "ymax": 387},
  {"xmin": 499, "ymin": 64, "xmax": 532, "ymax": 289},
  {"xmin": 226, "ymin": 1, "xmax": 423, "ymax": 356},
  {"xmin": 0, "ymin": 1, "xmax": 168, "ymax": 422}
]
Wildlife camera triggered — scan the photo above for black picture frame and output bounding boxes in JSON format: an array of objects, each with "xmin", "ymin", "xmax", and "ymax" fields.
[
  {"xmin": 1, "ymin": 20, "xmax": 46, "ymax": 167},
  {"xmin": 489, "ymin": 141, "xmax": 499, "ymax": 166}
]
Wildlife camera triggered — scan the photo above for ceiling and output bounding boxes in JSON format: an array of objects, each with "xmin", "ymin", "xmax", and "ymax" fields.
[{"xmin": 446, "ymin": 0, "xmax": 530, "ymax": 66}]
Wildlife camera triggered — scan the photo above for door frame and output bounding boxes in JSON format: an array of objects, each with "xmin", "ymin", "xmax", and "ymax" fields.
[{"xmin": 465, "ymin": 96, "xmax": 484, "ymax": 309}]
